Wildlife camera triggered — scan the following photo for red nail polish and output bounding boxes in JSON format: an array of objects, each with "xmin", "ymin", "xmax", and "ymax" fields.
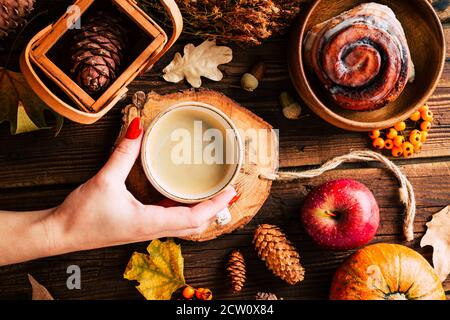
[
  {"xmin": 126, "ymin": 117, "xmax": 142, "ymax": 140},
  {"xmin": 228, "ymin": 193, "xmax": 240, "ymax": 206}
]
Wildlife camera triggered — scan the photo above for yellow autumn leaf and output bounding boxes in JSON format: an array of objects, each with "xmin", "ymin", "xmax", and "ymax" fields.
[
  {"xmin": 16, "ymin": 102, "xmax": 41, "ymax": 134},
  {"xmin": 0, "ymin": 67, "xmax": 63, "ymax": 135},
  {"xmin": 124, "ymin": 239, "xmax": 186, "ymax": 300},
  {"xmin": 420, "ymin": 205, "xmax": 450, "ymax": 282}
]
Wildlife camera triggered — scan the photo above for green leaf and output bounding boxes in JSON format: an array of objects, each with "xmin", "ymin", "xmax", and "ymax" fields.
[
  {"xmin": 124, "ymin": 239, "xmax": 186, "ymax": 300},
  {"xmin": 0, "ymin": 67, "xmax": 63, "ymax": 135}
]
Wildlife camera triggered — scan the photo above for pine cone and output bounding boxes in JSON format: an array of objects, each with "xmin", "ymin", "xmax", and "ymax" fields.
[
  {"xmin": 226, "ymin": 250, "xmax": 246, "ymax": 293},
  {"xmin": 255, "ymin": 292, "xmax": 282, "ymax": 300},
  {"xmin": 0, "ymin": 0, "xmax": 34, "ymax": 40},
  {"xmin": 71, "ymin": 13, "xmax": 127, "ymax": 96},
  {"xmin": 253, "ymin": 224, "xmax": 305, "ymax": 285}
]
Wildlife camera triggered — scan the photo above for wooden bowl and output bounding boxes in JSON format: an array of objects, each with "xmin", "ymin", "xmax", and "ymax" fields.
[{"xmin": 289, "ymin": 0, "xmax": 445, "ymax": 132}]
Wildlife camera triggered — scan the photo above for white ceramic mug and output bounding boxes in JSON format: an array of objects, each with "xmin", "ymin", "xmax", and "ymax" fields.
[{"xmin": 141, "ymin": 102, "xmax": 243, "ymax": 206}]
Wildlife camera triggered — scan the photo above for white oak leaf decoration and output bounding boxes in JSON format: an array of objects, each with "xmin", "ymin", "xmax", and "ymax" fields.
[
  {"xmin": 162, "ymin": 40, "xmax": 233, "ymax": 88},
  {"xmin": 420, "ymin": 205, "xmax": 450, "ymax": 282}
]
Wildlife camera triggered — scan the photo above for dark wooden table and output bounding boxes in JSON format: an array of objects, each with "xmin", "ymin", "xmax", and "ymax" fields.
[{"xmin": 0, "ymin": 1, "xmax": 449, "ymax": 300}]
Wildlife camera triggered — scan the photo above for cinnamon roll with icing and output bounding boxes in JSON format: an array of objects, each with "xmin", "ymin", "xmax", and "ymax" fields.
[{"xmin": 304, "ymin": 3, "xmax": 415, "ymax": 111}]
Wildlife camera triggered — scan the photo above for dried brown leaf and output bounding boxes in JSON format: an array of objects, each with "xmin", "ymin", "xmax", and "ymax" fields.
[
  {"xmin": 420, "ymin": 205, "xmax": 450, "ymax": 282},
  {"xmin": 28, "ymin": 274, "xmax": 54, "ymax": 300}
]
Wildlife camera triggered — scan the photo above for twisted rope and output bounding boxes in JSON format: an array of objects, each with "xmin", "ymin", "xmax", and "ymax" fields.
[{"xmin": 260, "ymin": 150, "xmax": 416, "ymax": 241}]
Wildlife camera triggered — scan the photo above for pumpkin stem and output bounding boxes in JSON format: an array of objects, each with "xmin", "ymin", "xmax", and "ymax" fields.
[{"xmin": 386, "ymin": 293, "xmax": 408, "ymax": 300}]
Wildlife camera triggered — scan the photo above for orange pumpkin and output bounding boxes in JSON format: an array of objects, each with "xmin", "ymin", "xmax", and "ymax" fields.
[{"xmin": 330, "ymin": 243, "xmax": 446, "ymax": 300}]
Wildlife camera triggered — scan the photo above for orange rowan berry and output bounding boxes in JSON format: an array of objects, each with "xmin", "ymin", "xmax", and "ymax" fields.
[
  {"xmin": 195, "ymin": 288, "xmax": 205, "ymax": 300},
  {"xmin": 391, "ymin": 146, "xmax": 403, "ymax": 157},
  {"xmin": 369, "ymin": 130, "xmax": 380, "ymax": 139},
  {"xmin": 182, "ymin": 286, "xmax": 196, "ymax": 299},
  {"xmin": 386, "ymin": 128, "xmax": 398, "ymax": 139},
  {"xmin": 384, "ymin": 139, "xmax": 394, "ymax": 150},
  {"xmin": 409, "ymin": 130, "xmax": 421, "ymax": 145},
  {"xmin": 421, "ymin": 110, "xmax": 433, "ymax": 122},
  {"xmin": 195, "ymin": 288, "xmax": 212, "ymax": 300},
  {"xmin": 414, "ymin": 142, "xmax": 423, "ymax": 152},
  {"xmin": 201, "ymin": 288, "xmax": 213, "ymax": 300},
  {"xmin": 419, "ymin": 104, "xmax": 429, "ymax": 113},
  {"xmin": 402, "ymin": 142, "xmax": 415, "ymax": 157},
  {"xmin": 394, "ymin": 121, "xmax": 406, "ymax": 131},
  {"xmin": 373, "ymin": 137, "xmax": 385, "ymax": 149},
  {"xmin": 420, "ymin": 121, "xmax": 432, "ymax": 131},
  {"xmin": 409, "ymin": 111, "xmax": 421, "ymax": 121},
  {"xmin": 420, "ymin": 131, "xmax": 428, "ymax": 143},
  {"xmin": 393, "ymin": 135, "xmax": 405, "ymax": 147}
]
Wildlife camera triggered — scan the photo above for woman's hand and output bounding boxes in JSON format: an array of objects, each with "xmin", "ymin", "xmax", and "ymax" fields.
[
  {"xmin": 49, "ymin": 117, "xmax": 236, "ymax": 254},
  {"xmin": 0, "ymin": 118, "xmax": 236, "ymax": 266}
]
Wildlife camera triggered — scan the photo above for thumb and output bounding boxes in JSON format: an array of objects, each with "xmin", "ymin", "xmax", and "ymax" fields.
[{"xmin": 99, "ymin": 117, "xmax": 143, "ymax": 183}]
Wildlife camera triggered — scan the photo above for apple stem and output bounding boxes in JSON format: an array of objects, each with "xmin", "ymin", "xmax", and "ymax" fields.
[{"xmin": 324, "ymin": 210, "xmax": 338, "ymax": 218}]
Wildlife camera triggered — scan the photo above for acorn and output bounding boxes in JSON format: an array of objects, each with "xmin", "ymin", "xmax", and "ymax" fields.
[
  {"xmin": 280, "ymin": 91, "xmax": 302, "ymax": 120},
  {"xmin": 241, "ymin": 61, "xmax": 266, "ymax": 92}
]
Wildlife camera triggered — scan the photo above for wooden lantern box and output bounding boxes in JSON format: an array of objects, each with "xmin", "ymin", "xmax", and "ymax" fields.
[{"xmin": 20, "ymin": 0, "xmax": 182, "ymax": 124}]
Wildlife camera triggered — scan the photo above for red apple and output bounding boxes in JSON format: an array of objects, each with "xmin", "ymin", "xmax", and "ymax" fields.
[{"xmin": 301, "ymin": 179, "xmax": 379, "ymax": 250}]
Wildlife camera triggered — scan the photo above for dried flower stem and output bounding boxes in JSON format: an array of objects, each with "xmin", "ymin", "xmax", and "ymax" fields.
[{"xmin": 138, "ymin": 0, "xmax": 303, "ymax": 45}]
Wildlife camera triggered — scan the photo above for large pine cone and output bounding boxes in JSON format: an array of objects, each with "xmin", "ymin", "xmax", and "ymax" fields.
[
  {"xmin": 253, "ymin": 224, "xmax": 305, "ymax": 285},
  {"xmin": 226, "ymin": 250, "xmax": 246, "ymax": 293},
  {"xmin": 71, "ymin": 13, "xmax": 127, "ymax": 96},
  {"xmin": 255, "ymin": 292, "xmax": 283, "ymax": 300},
  {"xmin": 0, "ymin": 0, "xmax": 34, "ymax": 40}
]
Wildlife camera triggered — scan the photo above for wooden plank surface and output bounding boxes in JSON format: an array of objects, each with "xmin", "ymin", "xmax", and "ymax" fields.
[
  {"xmin": 2, "ymin": 38, "xmax": 450, "ymax": 187},
  {"xmin": 0, "ymin": 162, "xmax": 448, "ymax": 300},
  {"xmin": 0, "ymin": 0, "xmax": 449, "ymax": 300}
]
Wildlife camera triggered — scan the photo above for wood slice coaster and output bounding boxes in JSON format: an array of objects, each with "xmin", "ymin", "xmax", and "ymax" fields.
[{"xmin": 118, "ymin": 89, "xmax": 278, "ymax": 241}]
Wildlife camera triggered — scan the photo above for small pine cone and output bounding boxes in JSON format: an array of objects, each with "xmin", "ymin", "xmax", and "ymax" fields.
[
  {"xmin": 253, "ymin": 224, "xmax": 305, "ymax": 285},
  {"xmin": 70, "ymin": 13, "xmax": 127, "ymax": 95},
  {"xmin": 0, "ymin": 0, "xmax": 35, "ymax": 40},
  {"xmin": 256, "ymin": 292, "xmax": 283, "ymax": 300},
  {"xmin": 226, "ymin": 250, "xmax": 246, "ymax": 293}
]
